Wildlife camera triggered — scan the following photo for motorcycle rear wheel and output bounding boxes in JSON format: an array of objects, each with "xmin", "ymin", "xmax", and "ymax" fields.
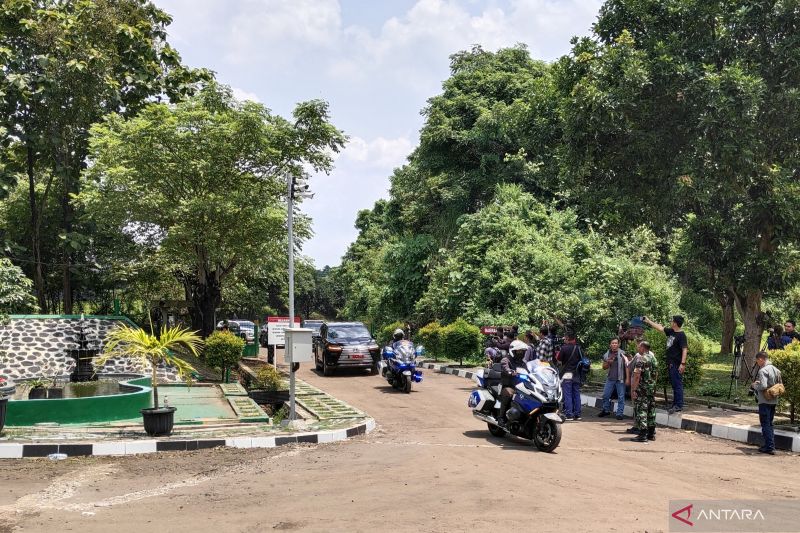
[
  {"xmin": 533, "ymin": 419, "xmax": 562, "ymax": 453},
  {"xmin": 487, "ymin": 423, "xmax": 507, "ymax": 437}
]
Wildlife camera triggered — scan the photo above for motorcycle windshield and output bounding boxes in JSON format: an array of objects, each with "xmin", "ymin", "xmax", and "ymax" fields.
[
  {"xmin": 394, "ymin": 342, "xmax": 416, "ymax": 363},
  {"xmin": 530, "ymin": 364, "xmax": 559, "ymax": 387}
]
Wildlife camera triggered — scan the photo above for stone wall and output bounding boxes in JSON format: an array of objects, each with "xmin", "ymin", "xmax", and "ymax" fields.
[{"xmin": 0, "ymin": 316, "xmax": 181, "ymax": 382}]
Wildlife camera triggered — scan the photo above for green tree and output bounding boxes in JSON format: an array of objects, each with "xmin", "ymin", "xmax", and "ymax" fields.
[
  {"xmin": 0, "ymin": 258, "xmax": 37, "ymax": 320},
  {"xmin": 0, "ymin": 0, "xmax": 208, "ymax": 312},
  {"xmin": 80, "ymin": 83, "xmax": 345, "ymax": 336},
  {"xmin": 416, "ymin": 184, "xmax": 680, "ymax": 354},
  {"xmin": 557, "ymin": 0, "xmax": 800, "ymax": 368}
]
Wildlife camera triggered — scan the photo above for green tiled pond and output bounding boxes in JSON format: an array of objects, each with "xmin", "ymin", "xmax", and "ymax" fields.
[{"xmin": 4, "ymin": 378, "xmax": 236, "ymax": 426}]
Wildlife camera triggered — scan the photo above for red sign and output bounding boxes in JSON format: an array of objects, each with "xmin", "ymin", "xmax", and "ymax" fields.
[{"xmin": 480, "ymin": 326, "xmax": 499, "ymax": 335}]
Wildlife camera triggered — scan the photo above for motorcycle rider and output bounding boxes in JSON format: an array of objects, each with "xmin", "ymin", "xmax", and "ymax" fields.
[
  {"xmin": 497, "ymin": 340, "xmax": 533, "ymax": 426},
  {"xmin": 391, "ymin": 328, "xmax": 407, "ymax": 348}
]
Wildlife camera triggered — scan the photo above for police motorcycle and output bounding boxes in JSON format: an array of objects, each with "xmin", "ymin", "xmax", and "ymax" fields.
[
  {"xmin": 468, "ymin": 352, "xmax": 563, "ymax": 452},
  {"xmin": 379, "ymin": 329, "xmax": 423, "ymax": 393}
]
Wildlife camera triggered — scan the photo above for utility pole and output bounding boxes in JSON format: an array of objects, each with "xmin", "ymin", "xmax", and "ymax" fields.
[{"xmin": 285, "ymin": 173, "xmax": 312, "ymax": 425}]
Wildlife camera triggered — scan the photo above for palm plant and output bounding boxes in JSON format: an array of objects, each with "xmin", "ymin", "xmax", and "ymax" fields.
[{"xmin": 97, "ymin": 325, "xmax": 203, "ymax": 409}]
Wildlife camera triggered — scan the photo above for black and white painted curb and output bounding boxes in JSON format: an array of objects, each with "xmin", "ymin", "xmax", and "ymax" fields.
[
  {"xmin": 422, "ymin": 362, "xmax": 800, "ymax": 452},
  {"xmin": 0, "ymin": 419, "xmax": 375, "ymax": 459}
]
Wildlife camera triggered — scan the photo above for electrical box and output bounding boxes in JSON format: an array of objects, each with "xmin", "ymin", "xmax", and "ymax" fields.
[{"xmin": 284, "ymin": 328, "xmax": 313, "ymax": 363}]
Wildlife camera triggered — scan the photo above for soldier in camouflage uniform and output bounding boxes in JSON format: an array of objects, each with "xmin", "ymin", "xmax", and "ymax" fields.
[{"xmin": 631, "ymin": 340, "xmax": 658, "ymax": 442}]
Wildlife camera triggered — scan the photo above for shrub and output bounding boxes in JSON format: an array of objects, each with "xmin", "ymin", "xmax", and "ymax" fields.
[
  {"xmin": 204, "ymin": 331, "xmax": 245, "ymax": 382},
  {"xmin": 644, "ymin": 328, "xmax": 706, "ymax": 395},
  {"xmin": 378, "ymin": 320, "xmax": 405, "ymax": 346},
  {"xmin": 769, "ymin": 341, "xmax": 800, "ymax": 423},
  {"xmin": 417, "ymin": 321, "xmax": 444, "ymax": 361},
  {"xmin": 441, "ymin": 318, "xmax": 482, "ymax": 365},
  {"xmin": 253, "ymin": 364, "xmax": 287, "ymax": 391}
]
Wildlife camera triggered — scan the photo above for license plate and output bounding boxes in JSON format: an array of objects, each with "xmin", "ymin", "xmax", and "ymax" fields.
[{"xmin": 350, "ymin": 354, "xmax": 364, "ymax": 359}]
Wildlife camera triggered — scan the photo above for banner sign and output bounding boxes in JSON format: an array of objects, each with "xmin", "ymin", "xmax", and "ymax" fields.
[{"xmin": 266, "ymin": 316, "xmax": 301, "ymax": 346}]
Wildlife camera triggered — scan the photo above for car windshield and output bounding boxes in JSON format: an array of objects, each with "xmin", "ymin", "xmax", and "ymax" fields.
[
  {"xmin": 303, "ymin": 322, "xmax": 323, "ymax": 335},
  {"xmin": 328, "ymin": 325, "xmax": 372, "ymax": 341}
]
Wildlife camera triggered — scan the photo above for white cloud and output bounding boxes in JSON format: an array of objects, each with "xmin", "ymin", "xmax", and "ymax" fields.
[
  {"xmin": 343, "ymin": 136, "xmax": 414, "ymax": 168},
  {"xmin": 224, "ymin": 0, "xmax": 342, "ymax": 64},
  {"xmin": 231, "ymin": 87, "xmax": 261, "ymax": 103}
]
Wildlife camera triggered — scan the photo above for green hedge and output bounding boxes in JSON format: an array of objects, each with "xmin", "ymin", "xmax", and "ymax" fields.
[
  {"xmin": 204, "ymin": 331, "xmax": 245, "ymax": 382},
  {"xmin": 417, "ymin": 321, "xmax": 444, "ymax": 361},
  {"xmin": 378, "ymin": 321, "xmax": 405, "ymax": 346},
  {"xmin": 769, "ymin": 341, "xmax": 800, "ymax": 423},
  {"xmin": 441, "ymin": 318, "xmax": 482, "ymax": 365}
]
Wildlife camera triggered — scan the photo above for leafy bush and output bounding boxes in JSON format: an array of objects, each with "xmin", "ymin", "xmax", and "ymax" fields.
[
  {"xmin": 378, "ymin": 321, "xmax": 405, "ymax": 346},
  {"xmin": 645, "ymin": 328, "xmax": 706, "ymax": 394},
  {"xmin": 769, "ymin": 341, "xmax": 800, "ymax": 423},
  {"xmin": 440, "ymin": 318, "xmax": 482, "ymax": 365},
  {"xmin": 417, "ymin": 321, "xmax": 444, "ymax": 361},
  {"xmin": 253, "ymin": 364, "xmax": 287, "ymax": 391},
  {"xmin": 204, "ymin": 331, "xmax": 245, "ymax": 381}
]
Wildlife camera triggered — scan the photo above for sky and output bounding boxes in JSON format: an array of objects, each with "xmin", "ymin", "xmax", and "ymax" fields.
[{"xmin": 156, "ymin": 0, "xmax": 604, "ymax": 268}]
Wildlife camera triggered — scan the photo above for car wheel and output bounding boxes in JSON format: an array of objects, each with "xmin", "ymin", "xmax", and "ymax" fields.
[
  {"xmin": 315, "ymin": 353, "xmax": 323, "ymax": 371},
  {"xmin": 323, "ymin": 356, "xmax": 334, "ymax": 377}
]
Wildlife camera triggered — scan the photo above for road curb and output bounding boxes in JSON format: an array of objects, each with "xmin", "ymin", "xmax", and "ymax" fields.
[
  {"xmin": 0, "ymin": 418, "xmax": 376, "ymax": 459},
  {"xmin": 422, "ymin": 362, "xmax": 800, "ymax": 452}
]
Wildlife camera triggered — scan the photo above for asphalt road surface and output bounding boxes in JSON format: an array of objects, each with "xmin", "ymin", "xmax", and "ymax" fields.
[{"xmin": 1, "ymin": 364, "xmax": 796, "ymax": 533}]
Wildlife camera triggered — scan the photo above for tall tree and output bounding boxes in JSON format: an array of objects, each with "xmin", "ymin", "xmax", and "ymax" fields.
[
  {"xmin": 0, "ymin": 0, "xmax": 208, "ymax": 312},
  {"xmin": 80, "ymin": 83, "xmax": 345, "ymax": 336},
  {"xmin": 558, "ymin": 0, "xmax": 800, "ymax": 366}
]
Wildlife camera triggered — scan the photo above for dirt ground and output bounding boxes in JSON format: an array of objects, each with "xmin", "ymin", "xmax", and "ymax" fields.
[{"xmin": 1, "ymin": 365, "xmax": 797, "ymax": 533}]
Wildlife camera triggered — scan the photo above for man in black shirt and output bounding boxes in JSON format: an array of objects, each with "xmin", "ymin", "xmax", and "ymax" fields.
[
  {"xmin": 644, "ymin": 315, "xmax": 688, "ymax": 414},
  {"xmin": 784, "ymin": 320, "xmax": 800, "ymax": 343}
]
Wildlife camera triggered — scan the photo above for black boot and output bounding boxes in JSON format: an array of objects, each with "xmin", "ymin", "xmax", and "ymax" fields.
[
  {"xmin": 626, "ymin": 426, "xmax": 639, "ymax": 434},
  {"xmin": 634, "ymin": 430, "xmax": 648, "ymax": 442},
  {"xmin": 647, "ymin": 427, "xmax": 656, "ymax": 441}
]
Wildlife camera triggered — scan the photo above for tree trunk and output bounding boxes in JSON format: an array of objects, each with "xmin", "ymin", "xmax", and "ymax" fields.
[
  {"xmin": 732, "ymin": 287, "xmax": 763, "ymax": 382},
  {"xmin": 27, "ymin": 144, "xmax": 47, "ymax": 313},
  {"xmin": 61, "ymin": 166, "xmax": 74, "ymax": 315},
  {"xmin": 182, "ymin": 270, "xmax": 222, "ymax": 338},
  {"xmin": 717, "ymin": 290, "xmax": 735, "ymax": 355}
]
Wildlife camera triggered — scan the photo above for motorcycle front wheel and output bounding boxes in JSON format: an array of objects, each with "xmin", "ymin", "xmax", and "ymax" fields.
[
  {"xmin": 402, "ymin": 375, "xmax": 412, "ymax": 393},
  {"xmin": 533, "ymin": 419, "xmax": 562, "ymax": 453}
]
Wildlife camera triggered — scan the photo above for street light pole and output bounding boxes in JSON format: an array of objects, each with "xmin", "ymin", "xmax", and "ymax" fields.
[{"xmin": 286, "ymin": 173, "xmax": 297, "ymax": 424}]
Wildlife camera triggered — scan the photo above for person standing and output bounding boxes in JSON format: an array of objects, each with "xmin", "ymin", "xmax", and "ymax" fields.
[
  {"xmin": 784, "ymin": 320, "xmax": 800, "ymax": 343},
  {"xmin": 751, "ymin": 351, "xmax": 782, "ymax": 455},
  {"xmin": 644, "ymin": 315, "xmax": 688, "ymax": 414},
  {"xmin": 598, "ymin": 338, "xmax": 629, "ymax": 420},
  {"xmin": 534, "ymin": 325, "xmax": 555, "ymax": 363},
  {"xmin": 767, "ymin": 325, "xmax": 791, "ymax": 350},
  {"xmin": 630, "ymin": 340, "xmax": 658, "ymax": 442},
  {"xmin": 556, "ymin": 332, "xmax": 583, "ymax": 421}
]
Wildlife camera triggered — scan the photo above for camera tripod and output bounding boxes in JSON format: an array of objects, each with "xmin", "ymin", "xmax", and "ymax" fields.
[{"xmin": 727, "ymin": 335, "xmax": 759, "ymax": 403}]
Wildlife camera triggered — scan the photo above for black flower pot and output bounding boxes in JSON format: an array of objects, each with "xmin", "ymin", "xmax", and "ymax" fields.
[
  {"xmin": 248, "ymin": 389, "xmax": 290, "ymax": 405},
  {"xmin": 28, "ymin": 387, "xmax": 47, "ymax": 400},
  {"xmin": 47, "ymin": 387, "xmax": 64, "ymax": 399},
  {"xmin": 141, "ymin": 406, "xmax": 177, "ymax": 436},
  {"xmin": 0, "ymin": 397, "xmax": 7, "ymax": 433}
]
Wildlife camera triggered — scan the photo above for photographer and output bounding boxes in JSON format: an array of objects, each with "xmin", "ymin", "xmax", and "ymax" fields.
[
  {"xmin": 643, "ymin": 315, "xmax": 688, "ymax": 414},
  {"xmin": 751, "ymin": 351, "xmax": 782, "ymax": 455},
  {"xmin": 767, "ymin": 325, "xmax": 791, "ymax": 351}
]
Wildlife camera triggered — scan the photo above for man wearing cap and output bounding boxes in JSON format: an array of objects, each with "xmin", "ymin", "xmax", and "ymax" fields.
[{"xmin": 644, "ymin": 315, "xmax": 688, "ymax": 414}]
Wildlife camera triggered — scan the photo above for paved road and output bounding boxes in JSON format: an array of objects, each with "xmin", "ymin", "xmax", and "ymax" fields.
[{"xmin": 1, "ymin": 364, "xmax": 796, "ymax": 533}]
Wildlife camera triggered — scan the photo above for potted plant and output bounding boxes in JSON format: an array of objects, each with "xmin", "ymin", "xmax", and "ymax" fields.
[
  {"xmin": 96, "ymin": 324, "xmax": 202, "ymax": 436},
  {"xmin": 247, "ymin": 364, "xmax": 289, "ymax": 406},
  {"xmin": 27, "ymin": 377, "xmax": 50, "ymax": 400}
]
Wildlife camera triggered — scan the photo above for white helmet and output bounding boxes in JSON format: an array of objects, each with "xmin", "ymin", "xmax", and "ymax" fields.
[
  {"xmin": 509, "ymin": 340, "xmax": 527, "ymax": 355},
  {"xmin": 393, "ymin": 328, "xmax": 405, "ymax": 341}
]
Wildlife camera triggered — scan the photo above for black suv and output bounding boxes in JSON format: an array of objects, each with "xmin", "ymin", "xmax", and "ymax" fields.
[{"xmin": 314, "ymin": 322, "xmax": 380, "ymax": 376}]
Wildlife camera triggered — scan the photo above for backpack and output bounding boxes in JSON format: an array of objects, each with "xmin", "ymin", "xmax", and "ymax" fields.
[
  {"xmin": 764, "ymin": 369, "xmax": 785, "ymax": 401},
  {"xmin": 575, "ymin": 346, "xmax": 591, "ymax": 384},
  {"xmin": 563, "ymin": 344, "xmax": 591, "ymax": 383}
]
